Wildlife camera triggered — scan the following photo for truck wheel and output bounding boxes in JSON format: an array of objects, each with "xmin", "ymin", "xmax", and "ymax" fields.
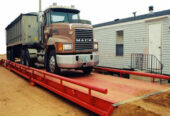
[
  {"xmin": 10, "ymin": 49, "xmax": 15, "ymax": 62},
  {"xmin": 82, "ymin": 67, "xmax": 93, "ymax": 75},
  {"xmin": 7, "ymin": 49, "xmax": 10, "ymax": 60},
  {"xmin": 25, "ymin": 50, "xmax": 34, "ymax": 67},
  {"xmin": 25, "ymin": 51, "xmax": 30, "ymax": 66},
  {"xmin": 25, "ymin": 56, "xmax": 30, "ymax": 66},
  {"xmin": 48, "ymin": 50, "xmax": 60, "ymax": 74},
  {"xmin": 20, "ymin": 50, "xmax": 25, "ymax": 65}
]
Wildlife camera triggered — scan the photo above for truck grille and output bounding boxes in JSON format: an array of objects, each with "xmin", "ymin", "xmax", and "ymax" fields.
[{"xmin": 75, "ymin": 29, "xmax": 93, "ymax": 51}]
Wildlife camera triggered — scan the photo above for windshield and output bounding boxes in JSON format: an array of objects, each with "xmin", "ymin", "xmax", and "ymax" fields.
[{"xmin": 51, "ymin": 10, "xmax": 80, "ymax": 23}]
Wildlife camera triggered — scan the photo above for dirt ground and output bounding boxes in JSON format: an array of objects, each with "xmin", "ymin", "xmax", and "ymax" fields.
[
  {"xmin": 112, "ymin": 91, "xmax": 170, "ymax": 116},
  {"xmin": 0, "ymin": 64, "xmax": 95, "ymax": 116},
  {"xmin": 0, "ymin": 54, "xmax": 170, "ymax": 116},
  {"xmin": 0, "ymin": 54, "xmax": 6, "ymax": 59}
]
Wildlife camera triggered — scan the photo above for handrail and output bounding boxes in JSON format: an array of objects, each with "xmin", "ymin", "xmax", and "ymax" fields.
[
  {"xmin": 131, "ymin": 53, "xmax": 163, "ymax": 74},
  {"xmin": 30, "ymin": 67, "xmax": 107, "ymax": 94},
  {"xmin": 95, "ymin": 66, "xmax": 170, "ymax": 80}
]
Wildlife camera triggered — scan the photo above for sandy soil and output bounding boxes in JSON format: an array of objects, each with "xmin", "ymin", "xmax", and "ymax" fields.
[
  {"xmin": 0, "ymin": 67, "xmax": 95, "ymax": 116},
  {"xmin": 144, "ymin": 91, "xmax": 170, "ymax": 108},
  {"xmin": 0, "ymin": 54, "xmax": 170, "ymax": 116},
  {"xmin": 0, "ymin": 54, "xmax": 6, "ymax": 60},
  {"xmin": 112, "ymin": 104, "xmax": 161, "ymax": 116},
  {"xmin": 112, "ymin": 95, "xmax": 170, "ymax": 116}
]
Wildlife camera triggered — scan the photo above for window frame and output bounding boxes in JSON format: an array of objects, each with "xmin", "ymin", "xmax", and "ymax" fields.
[
  {"xmin": 45, "ymin": 11, "xmax": 51, "ymax": 27},
  {"xmin": 116, "ymin": 30, "xmax": 124, "ymax": 56},
  {"xmin": 116, "ymin": 44, "xmax": 124, "ymax": 56}
]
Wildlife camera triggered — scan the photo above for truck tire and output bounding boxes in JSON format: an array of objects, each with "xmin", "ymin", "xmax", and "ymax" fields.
[
  {"xmin": 7, "ymin": 49, "xmax": 10, "ymax": 60},
  {"xmin": 82, "ymin": 67, "xmax": 93, "ymax": 75},
  {"xmin": 25, "ymin": 50, "xmax": 35, "ymax": 67},
  {"xmin": 47, "ymin": 50, "xmax": 60, "ymax": 74},
  {"xmin": 20, "ymin": 50, "xmax": 25, "ymax": 65},
  {"xmin": 10, "ymin": 49, "xmax": 15, "ymax": 62}
]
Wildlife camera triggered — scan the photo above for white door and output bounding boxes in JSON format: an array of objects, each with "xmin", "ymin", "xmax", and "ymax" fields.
[{"xmin": 149, "ymin": 23, "xmax": 161, "ymax": 61}]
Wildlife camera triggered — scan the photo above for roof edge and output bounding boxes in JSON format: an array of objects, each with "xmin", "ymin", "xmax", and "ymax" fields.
[{"xmin": 93, "ymin": 9, "xmax": 170, "ymax": 28}]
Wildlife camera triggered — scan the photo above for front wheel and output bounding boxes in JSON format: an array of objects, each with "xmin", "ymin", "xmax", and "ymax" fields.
[
  {"xmin": 47, "ymin": 50, "xmax": 60, "ymax": 74},
  {"xmin": 82, "ymin": 67, "xmax": 93, "ymax": 75}
]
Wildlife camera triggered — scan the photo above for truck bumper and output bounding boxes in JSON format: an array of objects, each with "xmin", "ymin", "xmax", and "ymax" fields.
[{"xmin": 56, "ymin": 53, "xmax": 99, "ymax": 68}]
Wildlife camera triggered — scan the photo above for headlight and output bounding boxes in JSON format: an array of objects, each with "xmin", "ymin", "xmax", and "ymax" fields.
[
  {"xmin": 94, "ymin": 43, "xmax": 98, "ymax": 49},
  {"xmin": 63, "ymin": 43, "xmax": 73, "ymax": 51}
]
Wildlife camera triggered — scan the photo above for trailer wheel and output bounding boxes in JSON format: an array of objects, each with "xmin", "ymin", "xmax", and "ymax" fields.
[
  {"xmin": 20, "ymin": 50, "xmax": 25, "ymax": 65},
  {"xmin": 10, "ymin": 49, "xmax": 15, "ymax": 62},
  {"xmin": 7, "ymin": 49, "xmax": 10, "ymax": 60},
  {"xmin": 47, "ymin": 50, "xmax": 60, "ymax": 74},
  {"xmin": 82, "ymin": 67, "xmax": 93, "ymax": 75},
  {"xmin": 25, "ymin": 50, "xmax": 30, "ymax": 66},
  {"xmin": 25, "ymin": 50, "xmax": 35, "ymax": 67}
]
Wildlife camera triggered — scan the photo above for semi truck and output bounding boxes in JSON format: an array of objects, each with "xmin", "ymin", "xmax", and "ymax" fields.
[{"xmin": 6, "ymin": 3, "xmax": 99, "ymax": 74}]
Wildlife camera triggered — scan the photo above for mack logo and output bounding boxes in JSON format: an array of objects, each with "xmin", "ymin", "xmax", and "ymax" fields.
[{"xmin": 76, "ymin": 38, "xmax": 92, "ymax": 42}]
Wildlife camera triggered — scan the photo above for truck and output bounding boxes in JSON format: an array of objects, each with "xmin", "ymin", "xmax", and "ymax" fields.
[{"xmin": 6, "ymin": 3, "xmax": 99, "ymax": 74}]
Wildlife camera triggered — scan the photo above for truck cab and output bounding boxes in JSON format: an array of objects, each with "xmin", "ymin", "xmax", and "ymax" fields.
[{"xmin": 42, "ymin": 5, "xmax": 99, "ymax": 74}]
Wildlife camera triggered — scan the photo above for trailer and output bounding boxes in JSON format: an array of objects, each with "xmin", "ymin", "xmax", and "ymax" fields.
[
  {"xmin": 93, "ymin": 8, "xmax": 170, "ymax": 75},
  {"xmin": 0, "ymin": 59, "xmax": 170, "ymax": 116}
]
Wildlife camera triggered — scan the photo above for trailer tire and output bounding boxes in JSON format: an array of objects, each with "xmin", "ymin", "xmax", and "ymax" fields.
[
  {"xmin": 47, "ymin": 50, "xmax": 60, "ymax": 74},
  {"xmin": 7, "ymin": 49, "xmax": 10, "ymax": 60},
  {"xmin": 20, "ymin": 50, "xmax": 25, "ymax": 65},
  {"xmin": 82, "ymin": 67, "xmax": 93, "ymax": 75},
  {"xmin": 25, "ymin": 50, "xmax": 35, "ymax": 67},
  {"xmin": 10, "ymin": 49, "xmax": 15, "ymax": 62}
]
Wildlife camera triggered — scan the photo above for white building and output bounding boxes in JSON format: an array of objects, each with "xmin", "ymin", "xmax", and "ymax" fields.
[{"xmin": 94, "ymin": 9, "xmax": 170, "ymax": 75}]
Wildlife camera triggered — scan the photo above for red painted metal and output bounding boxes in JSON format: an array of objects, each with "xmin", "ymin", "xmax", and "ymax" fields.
[
  {"xmin": 95, "ymin": 66, "xmax": 170, "ymax": 80},
  {"xmin": 0, "ymin": 59, "xmax": 114, "ymax": 116}
]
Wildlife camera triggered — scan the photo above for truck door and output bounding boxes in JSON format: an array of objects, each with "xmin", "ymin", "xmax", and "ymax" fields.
[{"xmin": 44, "ymin": 11, "xmax": 50, "ymax": 49}]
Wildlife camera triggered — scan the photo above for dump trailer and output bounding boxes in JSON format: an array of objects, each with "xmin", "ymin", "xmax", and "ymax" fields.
[{"xmin": 6, "ymin": 3, "xmax": 99, "ymax": 74}]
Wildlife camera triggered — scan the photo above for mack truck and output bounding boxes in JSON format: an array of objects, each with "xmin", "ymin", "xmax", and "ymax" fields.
[{"xmin": 6, "ymin": 3, "xmax": 99, "ymax": 74}]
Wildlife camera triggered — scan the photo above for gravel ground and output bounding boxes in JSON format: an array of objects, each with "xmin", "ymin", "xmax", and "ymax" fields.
[{"xmin": 0, "ymin": 54, "xmax": 170, "ymax": 116}]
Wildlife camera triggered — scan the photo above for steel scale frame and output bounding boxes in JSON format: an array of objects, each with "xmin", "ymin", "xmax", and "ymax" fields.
[
  {"xmin": 0, "ymin": 59, "xmax": 114, "ymax": 116},
  {"xmin": 0, "ymin": 59, "xmax": 170, "ymax": 116}
]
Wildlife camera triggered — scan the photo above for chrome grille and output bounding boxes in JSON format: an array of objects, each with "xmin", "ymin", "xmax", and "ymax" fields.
[{"xmin": 75, "ymin": 29, "xmax": 93, "ymax": 51}]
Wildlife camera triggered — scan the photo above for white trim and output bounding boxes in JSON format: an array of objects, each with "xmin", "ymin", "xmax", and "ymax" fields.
[
  {"xmin": 94, "ymin": 15, "xmax": 169, "ymax": 31},
  {"xmin": 145, "ymin": 16, "xmax": 168, "ymax": 22}
]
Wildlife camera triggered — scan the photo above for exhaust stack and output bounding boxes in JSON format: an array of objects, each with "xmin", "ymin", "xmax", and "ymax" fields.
[
  {"xmin": 38, "ymin": 0, "xmax": 43, "ymax": 43},
  {"xmin": 39, "ymin": 0, "xmax": 42, "ymax": 12}
]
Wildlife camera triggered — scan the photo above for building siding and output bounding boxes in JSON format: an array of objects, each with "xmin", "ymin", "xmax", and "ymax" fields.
[
  {"xmin": 162, "ymin": 17, "xmax": 170, "ymax": 74},
  {"xmin": 94, "ymin": 22, "xmax": 148, "ymax": 69}
]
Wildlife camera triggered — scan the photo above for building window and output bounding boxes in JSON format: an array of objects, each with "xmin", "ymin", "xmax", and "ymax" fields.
[
  {"xmin": 116, "ymin": 30, "xmax": 124, "ymax": 56},
  {"xmin": 116, "ymin": 44, "xmax": 123, "ymax": 56}
]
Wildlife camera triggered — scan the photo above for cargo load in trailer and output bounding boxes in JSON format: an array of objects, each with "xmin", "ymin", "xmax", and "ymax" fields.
[{"xmin": 6, "ymin": 3, "xmax": 99, "ymax": 74}]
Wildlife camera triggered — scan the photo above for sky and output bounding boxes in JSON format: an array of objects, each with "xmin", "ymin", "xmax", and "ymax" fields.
[{"xmin": 0, "ymin": 0, "xmax": 169, "ymax": 54}]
